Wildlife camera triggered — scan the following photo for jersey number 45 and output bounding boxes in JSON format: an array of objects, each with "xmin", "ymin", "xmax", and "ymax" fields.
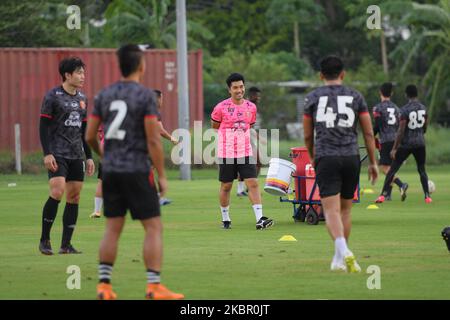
[{"xmin": 316, "ymin": 96, "xmax": 355, "ymax": 128}]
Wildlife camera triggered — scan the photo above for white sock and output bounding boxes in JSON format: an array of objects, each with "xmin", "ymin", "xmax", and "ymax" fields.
[
  {"xmin": 94, "ymin": 197, "xmax": 103, "ymax": 213},
  {"xmin": 237, "ymin": 181, "xmax": 245, "ymax": 193},
  {"xmin": 335, "ymin": 237, "xmax": 349, "ymax": 258},
  {"xmin": 252, "ymin": 204, "xmax": 263, "ymax": 221},
  {"xmin": 221, "ymin": 206, "xmax": 230, "ymax": 222}
]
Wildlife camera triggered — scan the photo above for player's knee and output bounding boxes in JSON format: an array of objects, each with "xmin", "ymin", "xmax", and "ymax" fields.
[
  {"xmin": 221, "ymin": 183, "xmax": 233, "ymax": 192},
  {"xmin": 146, "ymin": 217, "xmax": 163, "ymax": 233},
  {"xmin": 50, "ymin": 188, "xmax": 64, "ymax": 200},
  {"xmin": 67, "ymin": 193, "xmax": 80, "ymax": 203},
  {"xmin": 245, "ymin": 179, "xmax": 258, "ymax": 189}
]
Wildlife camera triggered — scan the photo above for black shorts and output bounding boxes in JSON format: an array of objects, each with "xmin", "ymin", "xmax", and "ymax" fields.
[
  {"xmin": 97, "ymin": 162, "xmax": 103, "ymax": 180},
  {"xmin": 315, "ymin": 155, "xmax": 360, "ymax": 199},
  {"xmin": 395, "ymin": 146, "xmax": 426, "ymax": 166},
  {"xmin": 48, "ymin": 157, "xmax": 85, "ymax": 182},
  {"xmin": 102, "ymin": 171, "xmax": 160, "ymax": 220},
  {"xmin": 379, "ymin": 141, "xmax": 394, "ymax": 166},
  {"xmin": 218, "ymin": 157, "xmax": 257, "ymax": 183}
]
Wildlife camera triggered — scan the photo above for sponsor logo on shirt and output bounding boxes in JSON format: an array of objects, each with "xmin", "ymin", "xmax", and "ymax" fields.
[{"xmin": 65, "ymin": 111, "xmax": 82, "ymax": 128}]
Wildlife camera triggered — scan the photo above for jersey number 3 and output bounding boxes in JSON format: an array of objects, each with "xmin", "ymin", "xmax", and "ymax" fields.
[
  {"xmin": 105, "ymin": 100, "xmax": 127, "ymax": 140},
  {"xmin": 316, "ymin": 96, "xmax": 355, "ymax": 128}
]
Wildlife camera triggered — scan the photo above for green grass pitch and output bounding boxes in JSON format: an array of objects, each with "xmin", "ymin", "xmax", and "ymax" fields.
[{"xmin": 0, "ymin": 166, "xmax": 449, "ymax": 300}]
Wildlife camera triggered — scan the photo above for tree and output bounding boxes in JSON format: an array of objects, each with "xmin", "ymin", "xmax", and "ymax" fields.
[
  {"xmin": 390, "ymin": 0, "xmax": 450, "ymax": 121},
  {"xmin": 103, "ymin": 0, "xmax": 212, "ymax": 49},
  {"xmin": 266, "ymin": 0, "xmax": 325, "ymax": 59},
  {"xmin": 344, "ymin": 0, "xmax": 412, "ymax": 76},
  {"xmin": 188, "ymin": 0, "xmax": 274, "ymax": 56},
  {"xmin": 0, "ymin": 0, "xmax": 84, "ymax": 47}
]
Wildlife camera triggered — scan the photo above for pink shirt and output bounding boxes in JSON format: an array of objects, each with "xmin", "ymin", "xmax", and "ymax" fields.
[{"xmin": 211, "ymin": 98, "xmax": 257, "ymax": 158}]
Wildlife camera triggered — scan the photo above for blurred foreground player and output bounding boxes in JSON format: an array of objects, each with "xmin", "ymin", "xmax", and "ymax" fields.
[{"xmin": 86, "ymin": 44, "xmax": 183, "ymax": 300}]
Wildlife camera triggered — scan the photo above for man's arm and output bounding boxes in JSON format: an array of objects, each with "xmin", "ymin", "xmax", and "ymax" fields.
[
  {"xmin": 159, "ymin": 121, "xmax": 178, "ymax": 144},
  {"xmin": 391, "ymin": 120, "xmax": 406, "ymax": 160},
  {"xmin": 145, "ymin": 116, "xmax": 166, "ymax": 194},
  {"xmin": 211, "ymin": 120, "xmax": 220, "ymax": 130},
  {"xmin": 303, "ymin": 115, "xmax": 315, "ymax": 165},
  {"xmin": 39, "ymin": 116, "xmax": 52, "ymax": 157},
  {"xmin": 423, "ymin": 114, "xmax": 428, "ymax": 134},
  {"xmin": 82, "ymin": 121, "xmax": 95, "ymax": 176},
  {"xmin": 85, "ymin": 115, "xmax": 102, "ymax": 157},
  {"xmin": 359, "ymin": 113, "xmax": 378, "ymax": 184},
  {"xmin": 39, "ymin": 116, "xmax": 58, "ymax": 172},
  {"xmin": 373, "ymin": 115, "xmax": 381, "ymax": 136}
]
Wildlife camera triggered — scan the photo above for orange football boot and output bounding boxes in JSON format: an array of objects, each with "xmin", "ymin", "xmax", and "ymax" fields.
[
  {"xmin": 145, "ymin": 283, "xmax": 184, "ymax": 300},
  {"xmin": 97, "ymin": 283, "xmax": 117, "ymax": 300}
]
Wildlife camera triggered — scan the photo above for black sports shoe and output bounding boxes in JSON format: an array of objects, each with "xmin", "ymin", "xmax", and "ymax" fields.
[
  {"xmin": 385, "ymin": 185, "xmax": 392, "ymax": 201},
  {"xmin": 256, "ymin": 217, "xmax": 274, "ymax": 230},
  {"xmin": 59, "ymin": 244, "xmax": 82, "ymax": 254},
  {"xmin": 400, "ymin": 183, "xmax": 409, "ymax": 201},
  {"xmin": 39, "ymin": 240, "xmax": 53, "ymax": 255},
  {"xmin": 442, "ymin": 227, "xmax": 450, "ymax": 252},
  {"xmin": 222, "ymin": 221, "xmax": 231, "ymax": 229}
]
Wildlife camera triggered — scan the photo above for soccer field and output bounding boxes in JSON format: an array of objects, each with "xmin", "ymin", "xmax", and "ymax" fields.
[{"xmin": 1, "ymin": 166, "xmax": 449, "ymax": 300}]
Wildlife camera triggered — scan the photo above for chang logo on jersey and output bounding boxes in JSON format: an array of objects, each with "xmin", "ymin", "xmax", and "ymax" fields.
[{"xmin": 65, "ymin": 111, "xmax": 82, "ymax": 128}]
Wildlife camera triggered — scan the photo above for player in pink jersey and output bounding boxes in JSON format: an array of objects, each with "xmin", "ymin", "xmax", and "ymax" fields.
[{"xmin": 211, "ymin": 73, "xmax": 273, "ymax": 230}]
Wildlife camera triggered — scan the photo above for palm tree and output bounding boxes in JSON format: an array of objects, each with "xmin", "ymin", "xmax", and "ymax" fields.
[
  {"xmin": 344, "ymin": 0, "xmax": 410, "ymax": 76},
  {"xmin": 103, "ymin": 0, "xmax": 212, "ymax": 49}
]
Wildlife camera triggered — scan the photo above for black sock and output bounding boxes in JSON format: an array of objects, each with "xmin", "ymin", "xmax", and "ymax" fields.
[
  {"xmin": 386, "ymin": 185, "xmax": 393, "ymax": 196},
  {"xmin": 61, "ymin": 203, "xmax": 79, "ymax": 248},
  {"xmin": 99, "ymin": 262, "xmax": 113, "ymax": 284},
  {"xmin": 40, "ymin": 197, "xmax": 60, "ymax": 242},
  {"xmin": 393, "ymin": 178, "xmax": 403, "ymax": 188}
]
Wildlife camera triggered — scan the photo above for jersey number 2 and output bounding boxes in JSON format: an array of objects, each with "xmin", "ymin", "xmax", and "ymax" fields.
[
  {"xmin": 105, "ymin": 100, "xmax": 127, "ymax": 140},
  {"xmin": 316, "ymin": 96, "xmax": 355, "ymax": 128}
]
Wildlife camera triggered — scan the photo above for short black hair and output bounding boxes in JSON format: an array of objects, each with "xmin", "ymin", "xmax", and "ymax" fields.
[
  {"xmin": 380, "ymin": 82, "xmax": 393, "ymax": 97},
  {"xmin": 59, "ymin": 57, "xmax": 85, "ymax": 81},
  {"xmin": 405, "ymin": 84, "xmax": 418, "ymax": 98},
  {"xmin": 248, "ymin": 87, "xmax": 261, "ymax": 95},
  {"xmin": 226, "ymin": 73, "xmax": 245, "ymax": 88},
  {"xmin": 116, "ymin": 44, "xmax": 144, "ymax": 77},
  {"xmin": 320, "ymin": 55, "xmax": 344, "ymax": 80},
  {"xmin": 154, "ymin": 89, "xmax": 162, "ymax": 97}
]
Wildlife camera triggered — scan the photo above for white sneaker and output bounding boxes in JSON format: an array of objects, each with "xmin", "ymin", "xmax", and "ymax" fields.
[
  {"xmin": 90, "ymin": 212, "xmax": 101, "ymax": 218},
  {"xmin": 344, "ymin": 251, "xmax": 361, "ymax": 273},
  {"xmin": 330, "ymin": 255, "xmax": 347, "ymax": 271}
]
